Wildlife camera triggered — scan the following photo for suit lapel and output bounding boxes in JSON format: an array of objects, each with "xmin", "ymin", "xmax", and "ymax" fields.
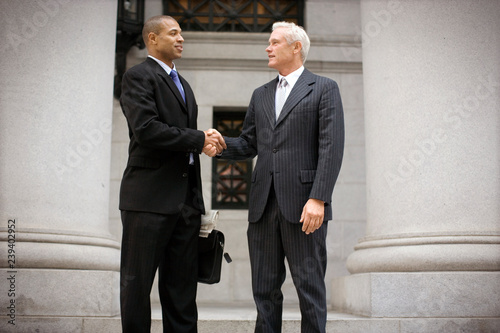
[
  {"xmin": 179, "ymin": 75, "xmax": 197, "ymax": 128},
  {"xmin": 156, "ymin": 70, "xmax": 188, "ymax": 113},
  {"xmin": 263, "ymin": 77, "xmax": 279, "ymax": 128},
  {"xmin": 146, "ymin": 57, "xmax": 187, "ymax": 113},
  {"xmin": 276, "ymin": 69, "xmax": 315, "ymax": 127}
]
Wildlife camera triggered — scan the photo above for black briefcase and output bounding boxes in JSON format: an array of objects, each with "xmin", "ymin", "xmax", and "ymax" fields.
[{"xmin": 198, "ymin": 230, "xmax": 228, "ymax": 284}]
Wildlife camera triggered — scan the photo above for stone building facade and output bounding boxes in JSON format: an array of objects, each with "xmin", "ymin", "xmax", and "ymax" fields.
[{"xmin": 110, "ymin": 0, "xmax": 365, "ymax": 307}]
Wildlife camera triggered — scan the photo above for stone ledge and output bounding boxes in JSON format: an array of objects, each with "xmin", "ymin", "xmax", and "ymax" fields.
[
  {"xmin": 346, "ymin": 244, "xmax": 500, "ymax": 273},
  {"xmin": 2, "ymin": 311, "xmax": 498, "ymax": 333},
  {"xmin": 332, "ymin": 272, "xmax": 500, "ymax": 318},
  {"xmin": 175, "ymin": 58, "xmax": 362, "ymax": 73},
  {"xmin": 0, "ymin": 269, "xmax": 119, "ymax": 317}
]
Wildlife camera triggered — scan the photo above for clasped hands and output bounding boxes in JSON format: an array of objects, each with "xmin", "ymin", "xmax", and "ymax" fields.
[{"xmin": 203, "ymin": 129, "xmax": 226, "ymax": 157}]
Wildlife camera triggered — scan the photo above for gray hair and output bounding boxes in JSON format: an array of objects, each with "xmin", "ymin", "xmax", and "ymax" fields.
[{"xmin": 272, "ymin": 21, "xmax": 310, "ymax": 63}]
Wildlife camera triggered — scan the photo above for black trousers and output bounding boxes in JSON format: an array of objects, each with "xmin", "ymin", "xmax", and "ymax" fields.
[
  {"xmin": 247, "ymin": 186, "xmax": 328, "ymax": 333},
  {"xmin": 120, "ymin": 168, "xmax": 201, "ymax": 333}
]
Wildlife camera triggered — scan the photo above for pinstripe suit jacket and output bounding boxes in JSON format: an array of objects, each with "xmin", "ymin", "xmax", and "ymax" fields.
[{"xmin": 222, "ymin": 68, "xmax": 344, "ymax": 223}]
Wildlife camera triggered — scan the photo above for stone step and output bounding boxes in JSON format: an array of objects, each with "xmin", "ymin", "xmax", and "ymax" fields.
[
  {"xmin": 4, "ymin": 305, "xmax": 499, "ymax": 332},
  {"xmin": 76, "ymin": 304, "xmax": 399, "ymax": 333}
]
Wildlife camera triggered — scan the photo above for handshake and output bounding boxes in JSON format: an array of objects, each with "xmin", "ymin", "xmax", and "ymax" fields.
[{"xmin": 202, "ymin": 129, "xmax": 226, "ymax": 157}]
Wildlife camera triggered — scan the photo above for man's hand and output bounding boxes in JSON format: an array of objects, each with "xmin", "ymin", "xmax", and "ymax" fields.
[
  {"xmin": 203, "ymin": 129, "xmax": 226, "ymax": 155},
  {"xmin": 299, "ymin": 198, "xmax": 325, "ymax": 235},
  {"xmin": 202, "ymin": 144, "xmax": 217, "ymax": 157}
]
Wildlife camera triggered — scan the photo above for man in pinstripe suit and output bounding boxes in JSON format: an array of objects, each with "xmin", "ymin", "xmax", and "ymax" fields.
[{"xmin": 219, "ymin": 22, "xmax": 344, "ymax": 333}]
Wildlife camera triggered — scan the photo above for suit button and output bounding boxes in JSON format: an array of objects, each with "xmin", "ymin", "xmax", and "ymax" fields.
[
  {"xmin": 182, "ymin": 173, "xmax": 188, "ymax": 178},
  {"xmin": 273, "ymin": 149, "xmax": 278, "ymax": 153}
]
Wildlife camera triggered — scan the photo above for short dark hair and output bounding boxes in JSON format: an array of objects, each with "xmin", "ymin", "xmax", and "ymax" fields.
[{"xmin": 142, "ymin": 15, "xmax": 176, "ymax": 45}]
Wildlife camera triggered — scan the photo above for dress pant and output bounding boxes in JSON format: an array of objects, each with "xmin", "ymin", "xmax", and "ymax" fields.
[
  {"xmin": 120, "ymin": 166, "xmax": 201, "ymax": 333},
  {"xmin": 247, "ymin": 185, "xmax": 328, "ymax": 333}
]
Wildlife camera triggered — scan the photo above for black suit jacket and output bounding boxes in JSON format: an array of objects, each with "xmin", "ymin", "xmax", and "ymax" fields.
[
  {"xmin": 119, "ymin": 57, "xmax": 206, "ymax": 215},
  {"xmin": 222, "ymin": 69, "xmax": 344, "ymax": 223}
]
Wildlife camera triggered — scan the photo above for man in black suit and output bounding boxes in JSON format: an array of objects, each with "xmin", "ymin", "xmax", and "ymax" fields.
[
  {"xmin": 220, "ymin": 22, "xmax": 344, "ymax": 332},
  {"xmin": 119, "ymin": 15, "xmax": 225, "ymax": 333}
]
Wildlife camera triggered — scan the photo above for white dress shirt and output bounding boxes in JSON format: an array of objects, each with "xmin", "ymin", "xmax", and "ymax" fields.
[{"xmin": 277, "ymin": 65, "xmax": 305, "ymax": 102}]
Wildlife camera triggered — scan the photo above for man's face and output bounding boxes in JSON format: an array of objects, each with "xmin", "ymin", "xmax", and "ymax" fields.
[
  {"xmin": 154, "ymin": 18, "xmax": 184, "ymax": 66},
  {"xmin": 266, "ymin": 28, "xmax": 296, "ymax": 72}
]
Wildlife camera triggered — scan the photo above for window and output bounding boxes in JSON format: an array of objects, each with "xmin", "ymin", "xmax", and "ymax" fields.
[
  {"xmin": 212, "ymin": 109, "xmax": 252, "ymax": 209},
  {"xmin": 163, "ymin": 0, "xmax": 304, "ymax": 32}
]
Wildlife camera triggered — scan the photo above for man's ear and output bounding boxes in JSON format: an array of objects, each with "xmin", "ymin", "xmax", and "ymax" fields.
[
  {"xmin": 148, "ymin": 32, "xmax": 157, "ymax": 45},
  {"xmin": 293, "ymin": 41, "xmax": 302, "ymax": 55}
]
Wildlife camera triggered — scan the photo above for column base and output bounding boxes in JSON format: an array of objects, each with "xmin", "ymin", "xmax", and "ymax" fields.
[
  {"xmin": 0, "ymin": 269, "xmax": 120, "ymax": 318},
  {"xmin": 346, "ymin": 237, "xmax": 500, "ymax": 273},
  {"xmin": 332, "ymin": 272, "xmax": 500, "ymax": 318}
]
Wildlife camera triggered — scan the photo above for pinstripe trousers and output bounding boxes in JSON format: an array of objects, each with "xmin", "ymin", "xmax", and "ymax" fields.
[{"xmin": 247, "ymin": 184, "xmax": 328, "ymax": 333}]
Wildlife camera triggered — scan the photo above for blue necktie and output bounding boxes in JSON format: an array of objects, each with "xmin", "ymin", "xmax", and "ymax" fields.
[{"xmin": 169, "ymin": 70, "xmax": 186, "ymax": 102}]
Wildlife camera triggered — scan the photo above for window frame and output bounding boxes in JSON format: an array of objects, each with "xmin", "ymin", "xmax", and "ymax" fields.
[
  {"xmin": 163, "ymin": 0, "xmax": 304, "ymax": 32},
  {"xmin": 211, "ymin": 109, "xmax": 253, "ymax": 210}
]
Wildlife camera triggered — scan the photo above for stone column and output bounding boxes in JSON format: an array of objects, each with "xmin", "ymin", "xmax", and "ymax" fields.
[
  {"xmin": 0, "ymin": 0, "xmax": 120, "ymax": 327},
  {"xmin": 333, "ymin": 0, "xmax": 500, "ymax": 320}
]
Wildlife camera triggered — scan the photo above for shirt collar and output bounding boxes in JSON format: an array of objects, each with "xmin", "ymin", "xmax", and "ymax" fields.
[
  {"xmin": 148, "ymin": 55, "xmax": 177, "ymax": 75},
  {"xmin": 278, "ymin": 66, "xmax": 304, "ymax": 89}
]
